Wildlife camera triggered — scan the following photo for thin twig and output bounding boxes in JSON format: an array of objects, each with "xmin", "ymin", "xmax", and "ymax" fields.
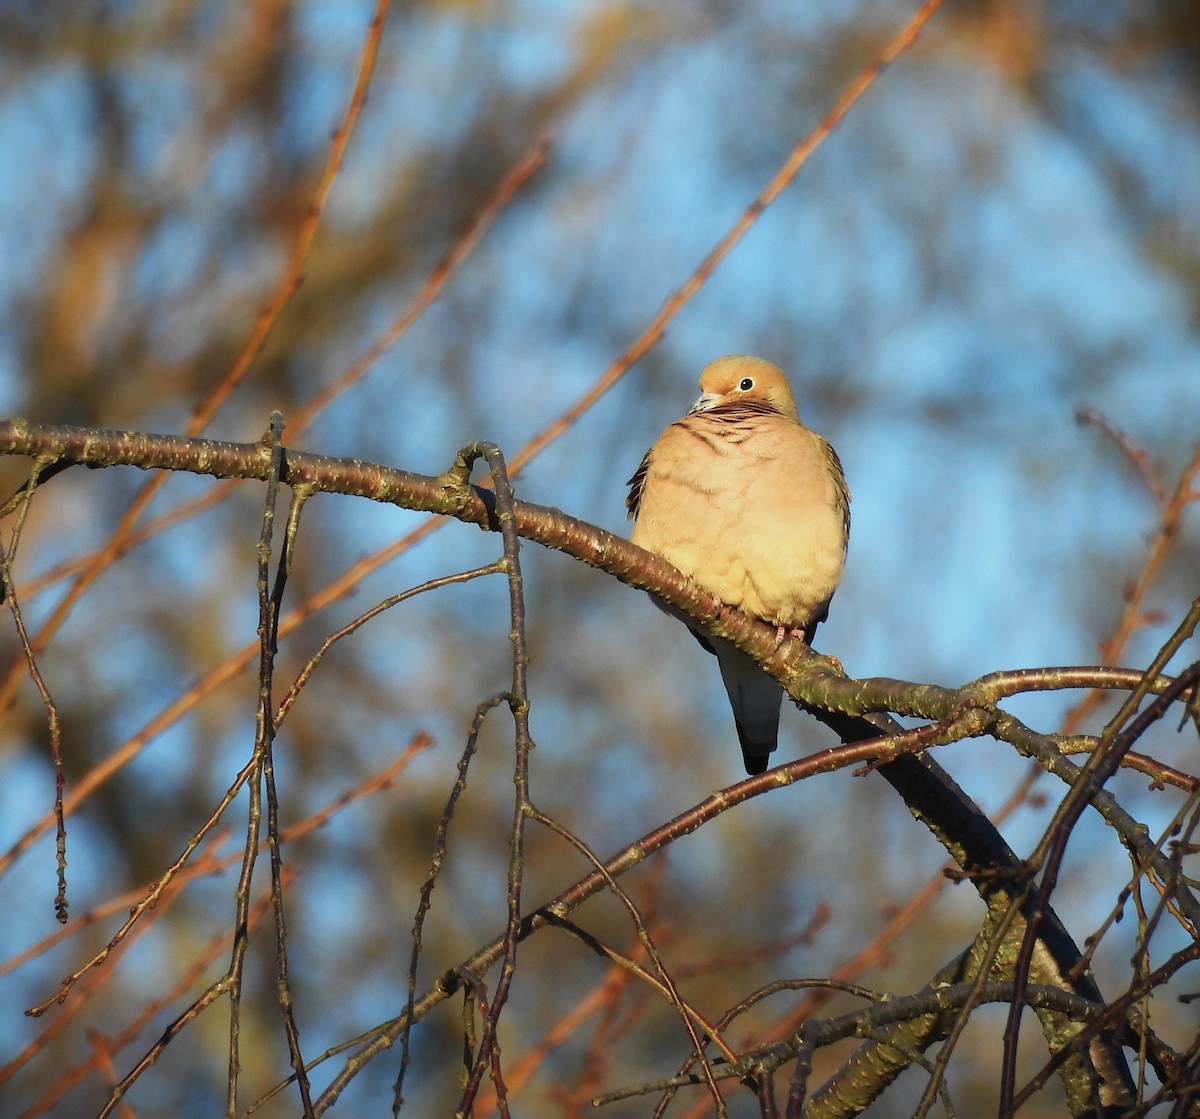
[
  {"xmin": 226, "ymin": 413, "xmax": 291, "ymax": 1116},
  {"xmin": 277, "ymin": 562, "xmax": 504, "ymax": 725},
  {"xmin": 28, "ymin": 871, "xmax": 287, "ymax": 1119},
  {"xmin": 260, "ymin": 447, "xmax": 315, "ymax": 1115},
  {"xmin": 448, "ymin": 442, "xmax": 535, "ymax": 1117},
  {"xmin": 0, "ymin": 457, "xmax": 68, "ymax": 921},
  {"xmin": 530, "ymin": 808, "xmax": 733, "ymax": 1115},
  {"xmin": 92, "ymin": 879, "xmax": 287, "ymax": 1119},
  {"xmin": 394, "ymin": 693, "xmax": 506, "ymax": 1113},
  {"xmin": 1076, "ymin": 406, "xmax": 1169, "ymax": 509}
]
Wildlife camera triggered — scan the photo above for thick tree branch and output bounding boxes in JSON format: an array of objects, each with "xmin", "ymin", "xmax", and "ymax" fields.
[{"xmin": 2, "ymin": 420, "xmax": 1190, "ymax": 731}]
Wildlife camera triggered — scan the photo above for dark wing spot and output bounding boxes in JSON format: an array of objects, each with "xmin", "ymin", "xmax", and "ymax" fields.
[
  {"xmin": 823, "ymin": 439, "xmax": 851, "ymax": 542},
  {"xmin": 626, "ymin": 451, "xmax": 652, "ymax": 520}
]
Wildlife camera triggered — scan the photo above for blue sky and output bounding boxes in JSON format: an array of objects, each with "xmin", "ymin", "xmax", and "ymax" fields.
[{"xmin": 0, "ymin": 2, "xmax": 1198, "ymax": 1113}]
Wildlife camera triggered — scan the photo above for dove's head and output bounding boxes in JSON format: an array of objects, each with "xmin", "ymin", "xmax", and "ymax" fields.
[{"xmin": 689, "ymin": 355, "xmax": 802, "ymax": 423}]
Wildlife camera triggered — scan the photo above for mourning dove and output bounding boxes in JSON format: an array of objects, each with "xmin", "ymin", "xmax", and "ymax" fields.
[{"xmin": 626, "ymin": 355, "xmax": 850, "ymax": 774}]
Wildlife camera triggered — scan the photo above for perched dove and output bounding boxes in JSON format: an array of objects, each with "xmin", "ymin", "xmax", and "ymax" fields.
[{"xmin": 626, "ymin": 355, "xmax": 850, "ymax": 774}]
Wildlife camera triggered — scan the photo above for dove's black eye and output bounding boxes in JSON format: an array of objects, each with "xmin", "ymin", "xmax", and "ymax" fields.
[{"xmin": 738, "ymin": 377, "xmax": 754, "ymax": 391}]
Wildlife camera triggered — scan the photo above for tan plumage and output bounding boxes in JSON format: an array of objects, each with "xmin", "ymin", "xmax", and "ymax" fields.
[{"xmin": 626, "ymin": 355, "xmax": 850, "ymax": 774}]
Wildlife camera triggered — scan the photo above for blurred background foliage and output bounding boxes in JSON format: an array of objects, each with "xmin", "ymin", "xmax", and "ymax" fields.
[{"xmin": 0, "ymin": 1, "xmax": 1198, "ymax": 1115}]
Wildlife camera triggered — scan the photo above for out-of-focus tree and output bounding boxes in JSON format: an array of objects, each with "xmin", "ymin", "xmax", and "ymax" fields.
[{"xmin": 0, "ymin": 2, "xmax": 1198, "ymax": 1117}]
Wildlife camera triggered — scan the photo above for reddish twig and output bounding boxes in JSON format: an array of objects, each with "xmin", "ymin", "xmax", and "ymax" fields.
[
  {"xmin": 505, "ymin": 0, "xmax": 950, "ymax": 477},
  {"xmin": 0, "ymin": 0, "xmax": 393, "ymax": 720}
]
